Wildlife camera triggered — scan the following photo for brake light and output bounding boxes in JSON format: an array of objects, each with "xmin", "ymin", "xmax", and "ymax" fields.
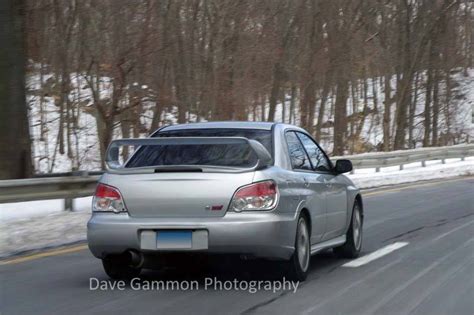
[
  {"xmin": 93, "ymin": 183, "xmax": 127, "ymax": 213},
  {"xmin": 230, "ymin": 180, "xmax": 278, "ymax": 212}
]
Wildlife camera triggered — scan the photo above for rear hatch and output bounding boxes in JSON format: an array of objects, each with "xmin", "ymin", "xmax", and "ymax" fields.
[
  {"xmin": 102, "ymin": 135, "xmax": 272, "ymax": 218},
  {"xmin": 101, "ymin": 171, "xmax": 254, "ymax": 218}
]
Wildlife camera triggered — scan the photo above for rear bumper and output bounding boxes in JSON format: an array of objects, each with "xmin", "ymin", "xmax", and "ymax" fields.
[{"xmin": 87, "ymin": 212, "xmax": 297, "ymax": 260}]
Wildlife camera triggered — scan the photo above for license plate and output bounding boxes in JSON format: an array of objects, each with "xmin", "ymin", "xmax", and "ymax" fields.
[{"xmin": 156, "ymin": 230, "xmax": 192, "ymax": 249}]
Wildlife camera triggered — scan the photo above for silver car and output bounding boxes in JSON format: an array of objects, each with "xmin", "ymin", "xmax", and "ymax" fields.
[{"xmin": 87, "ymin": 122, "xmax": 363, "ymax": 281}]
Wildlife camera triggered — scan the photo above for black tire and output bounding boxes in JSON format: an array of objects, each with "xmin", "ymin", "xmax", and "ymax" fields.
[
  {"xmin": 102, "ymin": 255, "xmax": 142, "ymax": 280},
  {"xmin": 285, "ymin": 215, "xmax": 311, "ymax": 281},
  {"xmin": 333, "ymin": 202, "xmax": 363, "ymax": 259}
]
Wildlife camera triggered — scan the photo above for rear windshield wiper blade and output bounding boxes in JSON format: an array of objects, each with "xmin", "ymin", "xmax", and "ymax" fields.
[{"xmin": 154, "ymin": 166, "xmax": 203, "ymax": 173}]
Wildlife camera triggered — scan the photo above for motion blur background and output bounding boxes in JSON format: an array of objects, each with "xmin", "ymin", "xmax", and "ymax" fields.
[{"xmin": 1, "ymin": 0, "xmax": 473, "ymax": 178}]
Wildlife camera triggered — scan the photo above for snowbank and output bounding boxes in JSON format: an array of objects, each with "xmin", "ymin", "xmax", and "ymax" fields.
[
  {"xmin": 0, "ymin": 211, "xmax": 89, "ymax": 258},
  {"xmin": 349, "ymin": 157, "xmax": 474, "ymax": 188},
  {"xmin": 0, "ymin": 196, "xmax": 92, "ymax": 221}
]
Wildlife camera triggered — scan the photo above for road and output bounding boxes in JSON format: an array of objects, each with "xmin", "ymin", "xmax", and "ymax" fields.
[{"xmin": 1, "ymin": 177, "xmax": 473, "ymax": 315}]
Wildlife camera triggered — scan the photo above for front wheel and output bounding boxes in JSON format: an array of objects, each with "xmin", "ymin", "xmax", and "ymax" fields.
[
  {"xmin": 333, "ymin": 202, "xmax": 363, "ymax": 258},
  {"xmin": 285, "ymin": 215, "xmax": 311, "ymax": 281}
]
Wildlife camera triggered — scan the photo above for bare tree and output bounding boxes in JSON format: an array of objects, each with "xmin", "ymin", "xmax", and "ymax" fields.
[
  {"xmin": 20, "ymin": 0, "xmax": 474, "ymax": 172},
  {"xmin": 0, "ymin": 0, "xmax": 33, "ymax": 179}
]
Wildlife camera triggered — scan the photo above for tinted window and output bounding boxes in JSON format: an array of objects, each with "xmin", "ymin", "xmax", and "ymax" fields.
[
  {"xmin": 285, "ymin": 132, "xmax": 312, "ymax": 170},
  {"xmin": 126, "ymin": 128, "xmax": 272, "ymax": 168},
  {"xmin": 157, "ymin": 128, "xmax": 272, "ymax": 154},
  {"xmin": 126, "ymin": 143, "xmax": 257, "ymax": 168},
  {"xmin": 296, "ymin": 132, "xmax": 331, "ymax": 172}
]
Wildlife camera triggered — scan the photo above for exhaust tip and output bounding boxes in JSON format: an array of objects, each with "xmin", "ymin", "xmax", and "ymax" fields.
[{"xmin": 126, "ymin": 250, "xmax": 144, "ymax": 268}]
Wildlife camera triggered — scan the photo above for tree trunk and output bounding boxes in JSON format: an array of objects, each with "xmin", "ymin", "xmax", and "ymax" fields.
[
  {"xmin": 315, "ymin": 78, "xmax": 331, "ymax": 141},
  {"xmin": 0, "ymin": 0, "xmax": 32, "ymax": 179},
  {"xmin": 409, "ymin": 71, "xmax": 419, "ymax": 148},
  {"xmin": 431, "ymin": 69, "xmax": 440, "ymax": 146},
  {"xmin": 300, "ymin": 80, "xmax": 316, "ymax": 134},
  {"xmin": 120, "ymin": 113, "xmax": 131, "ymax": 161},
  {"xmin": 355, "ymin": 77, "xmax": 370, "ymax": 141},
  {"xmin": 267, "ymin": 63, "xmax": 283, "ymax": 122},
  {"xmin": 393, "ymin": 75, "xmax": 412, "ymax": 150},
  {"xmin": 96, "ymin": 114, "xmax": 114, "ymax": 170},
  {"xmin": 333, "ymin": 79, "xmax": 348, "ymax": 155},
  {"xmin": 289, "ymin": 85, "xmax": 296, "ymax": 124},
  {"xmin": 280, "ymin": 89, "xmax": 286, "ymax": 123},
  {"xmin": 443, "ymin": 69, "xmax": 452, "ymax": 141},
  {"xmin": 393, "ymin": 2, "xmax": 414, "ymax": 150},
  {"xmin": 382, "ymin": 75, "xmax": 392, "ymax": 151},
  {"xmin": 423, "ymin": 67, "xmax": 433, "ymax": 147}
]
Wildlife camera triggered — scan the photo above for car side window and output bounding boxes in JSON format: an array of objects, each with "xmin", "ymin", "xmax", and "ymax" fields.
[
  {"xmin": 285, "ymin": 131, "xmax": 312, "ymax": 170},
  {"xmin": 296, "ymin": 132, "xmax": 331, "ymax": 172}
]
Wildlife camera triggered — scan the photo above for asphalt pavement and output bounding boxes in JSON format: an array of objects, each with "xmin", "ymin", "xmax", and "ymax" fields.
[{"xmin": 1, "ymin": 177, "xmax": 473, "ymax": 315}]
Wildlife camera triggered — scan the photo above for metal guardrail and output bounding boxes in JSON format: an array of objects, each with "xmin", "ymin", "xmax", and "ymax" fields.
[
  {"xmin": 0, "ymin": 173, "xmax": 101, "ymax": 210},
  {"xmin": 331, "ymin": 144, "xmax": 474, "ymax": 172},
  {"xmin": 0, "ymin": 144, "xmax": 472, "ymax": 210}
]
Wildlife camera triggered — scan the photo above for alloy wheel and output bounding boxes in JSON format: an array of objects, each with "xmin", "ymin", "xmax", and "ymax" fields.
[
  {"xmin": 297, "ymin": 218, "xmax": 310, "ymax": 272},
  {"xmin": 352, "ymin": 205, "xmax": 362, "ymax": 250}
]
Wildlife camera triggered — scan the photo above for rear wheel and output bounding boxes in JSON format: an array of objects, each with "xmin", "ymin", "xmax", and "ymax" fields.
[
  {"xmin": 333, "ymin": 202, "xmax": 363, "ymax": 258},
  {"xmin": 285, "ymin": 215, "xmax": 311, "ymax": 281},
  {"xmin": 102, "ymin": 255, "xmax": 142, "ymax": 280}
]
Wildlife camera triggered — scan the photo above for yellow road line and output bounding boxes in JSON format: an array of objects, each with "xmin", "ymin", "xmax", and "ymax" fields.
[
  {"xmin": 0, "ymin": 244, "xmax": 88, "ymax": 266},
  {"xmin": 1, "ymin": 176, "xmax": 471, "ymax": 266}
]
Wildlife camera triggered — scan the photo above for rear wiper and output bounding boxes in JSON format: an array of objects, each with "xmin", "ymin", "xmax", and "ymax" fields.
[{"xmin": 154, "ymin": 166, "xmax": 203, "ymax": 173}]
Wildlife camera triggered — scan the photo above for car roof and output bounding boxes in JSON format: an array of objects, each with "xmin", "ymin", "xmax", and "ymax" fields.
[{"xmin": 159, "ymin": 121, "xmax": 276, "ymax": 132}]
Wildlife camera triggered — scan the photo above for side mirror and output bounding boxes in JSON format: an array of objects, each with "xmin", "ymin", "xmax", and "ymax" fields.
[{"xmin": 335, "ymin": 159, "xmax": 352, "ymax": 174}]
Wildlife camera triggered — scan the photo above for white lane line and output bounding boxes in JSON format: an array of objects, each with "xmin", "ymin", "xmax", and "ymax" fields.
[
  {"xmin": 364, "ymin": 238, "xmax": 474, "ymax": 314},
  {"xmin": 432, "ymin": 219, "xmax": 474, "ymax": 242},
  {"xmin": 302, "ymin": 259, "xmax": 402, "ymax": 315},
  {"xmin": 342, "ymin": 242, "xmax": 409, "ymax": 268}
]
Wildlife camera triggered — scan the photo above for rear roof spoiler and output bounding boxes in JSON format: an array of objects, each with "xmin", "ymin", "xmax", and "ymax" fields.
[{"xmin": 105, "ymin": 137, "xmax": 273, "ymax": 172}]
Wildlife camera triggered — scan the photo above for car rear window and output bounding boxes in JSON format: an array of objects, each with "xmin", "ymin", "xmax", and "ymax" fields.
[{"xmin": 125, "ymin": 128, "xmax": 273, "ymax": 168}]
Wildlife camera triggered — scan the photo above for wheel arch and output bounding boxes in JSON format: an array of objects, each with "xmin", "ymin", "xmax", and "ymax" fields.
[
  {"xmin": 299, "ymin": 207, "xmax": 312, "ymax": 236},
  {"xmin": 354, "ymin": 193, "xmax": 364, "ymax": 218},
  {"xmin": 344, "ymin": 187, "xmax": 363, "ymax": 232}
]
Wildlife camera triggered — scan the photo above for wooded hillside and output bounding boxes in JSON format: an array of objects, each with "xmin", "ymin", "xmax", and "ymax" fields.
[{"xmin": 24, "ymin": 0, "xmax": 474, "ymax": 172}]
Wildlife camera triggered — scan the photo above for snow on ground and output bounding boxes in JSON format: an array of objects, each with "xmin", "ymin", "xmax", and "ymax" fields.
[
  {"xmin": 0, "ymin": 196, "xmax": 92, "ymax": 221},
  {"xmin": 1, "ymin": 157, "xmax": 473, "ymax": 257},
  {"xmin": 0, "ymin": 197, "xmax": 92, "ymax": 257},
  {"xmin": 0, "ymin": 211, "xmax": 90, "ymax": 258},
  {"xmin": 349, "ymin": 157, "xmax": 474, "ymax": 188}
]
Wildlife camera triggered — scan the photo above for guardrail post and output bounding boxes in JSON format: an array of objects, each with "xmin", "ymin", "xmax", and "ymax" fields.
[
  {"xmin": 64, "ymin": 198, "xmax": 74, "ymax": 211},
  {"xmin": 421, "ymin": 160, "xmax": 426, "ymax": 167},
  {"xmin": 375, "ymin": 167, "xmax": 380, "ymax": 172},
  {"xmin": 461, "ymin": 156, "xmax": 465, "ymax": 161},
  {"xmin": 441, "ymin": 158, "xmax": 446, "ymax": 164},
  {"xmin": 399, "ymin": 164, "xmax": 404, "ymax": 171}
]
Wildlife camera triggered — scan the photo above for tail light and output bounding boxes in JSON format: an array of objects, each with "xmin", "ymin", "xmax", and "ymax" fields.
[
  {"xmin": 230, "ymin": 180, "xmax": 278, "ymax": 212},
  {"xmin": 93, "ymin": 183, "xmax": 127, "ymax": 213}
]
